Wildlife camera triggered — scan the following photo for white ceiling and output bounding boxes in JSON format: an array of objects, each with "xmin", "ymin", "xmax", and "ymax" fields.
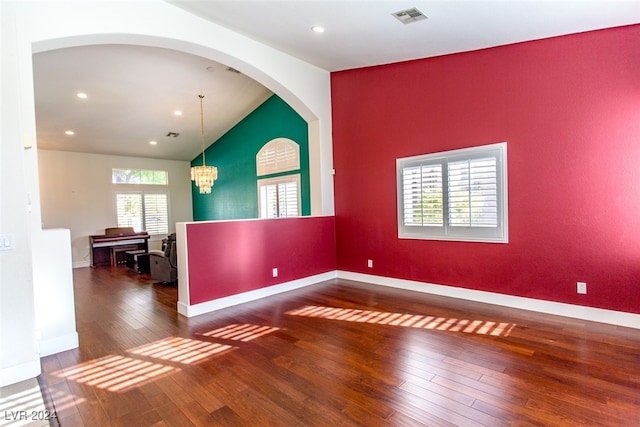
[
  {"xmin": 171, "ymin": 0, "xmax": 640, "ymax": 72},
  {"xmin": 33, "ymin": 45, "xmax": 273, "ymax": 161},
  {"xmin": 33, "ymin": 1, "xmax": 640, "ymax": 161}
]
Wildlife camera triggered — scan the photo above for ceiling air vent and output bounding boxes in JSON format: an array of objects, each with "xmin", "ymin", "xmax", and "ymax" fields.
[
  {"xmin": 392, "ymin": 7, "xmax": 427, "ymax": 24},
  {"xmin": 166, "ymin": 132, "xmax": 180, "ymax": 138},
  {"xmin": 226, "ymin": 67, "xmax": 241, "ymax": 74}
]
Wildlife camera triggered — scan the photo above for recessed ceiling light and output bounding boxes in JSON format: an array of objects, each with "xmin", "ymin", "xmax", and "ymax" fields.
[
  {"xmin": 77, "ymin": 92, "xmax": 88, "ymax": 99},
  {"xmin": 65, "ymin": 130, "xmax": 75, "ymax": 135},
  {"xmin": 174, "ymin": 110, "xmax": 182, "ymax": 116},
  {"xmin": 311, "ymin": 26, "xmax": 325, "ymax": 33},
  {"xmin": 149, "ymin": 140, "xmax": 157, "ymax": 145}
]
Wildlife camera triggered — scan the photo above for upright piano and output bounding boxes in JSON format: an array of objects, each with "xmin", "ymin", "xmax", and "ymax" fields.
[{"xmin": 89, "ymin": 227, "xmax": 150, "ymax": 267}]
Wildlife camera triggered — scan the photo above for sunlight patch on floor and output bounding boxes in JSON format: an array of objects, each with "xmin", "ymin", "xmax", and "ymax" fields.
[
  {"xmin": 200, "ymin": 323, "xmax": 280, "ymax": 342},
  {"xmin": 129, "ymin": 337, "xmax": 234, "ymax": 364},
  {"xmin": 48, "ymin": 326, "xmax": 278, "ymax": 396},
  {"xmin": 0, "ymin": 379, "xmax": 49, "ymax": 427},
  {"xmin": 286, "ymin": 305, "xmax": 516, "ymax": 337},
  {"xmin": 52, "ymin": 355, "xmax": 178, "ymax": 392}
]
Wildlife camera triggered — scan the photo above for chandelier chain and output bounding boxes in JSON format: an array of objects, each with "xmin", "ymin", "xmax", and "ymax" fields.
[{"xmin": 199, "ymin": 94, "xmax": 205, "ymax": 166}]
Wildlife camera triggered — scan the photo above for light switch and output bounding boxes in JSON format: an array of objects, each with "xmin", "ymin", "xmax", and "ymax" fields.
[{"xmin": 0, "ymin": 234, "xmax": 15, "ymax": 251}]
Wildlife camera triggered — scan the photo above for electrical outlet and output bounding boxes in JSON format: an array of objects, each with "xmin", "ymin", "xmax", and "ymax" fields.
[
  {"xmin": 367, "ymin": 259, "xmax": 373, "ymax": 268},
  {"xmin": 577, "ymin": 282, "xmax": 587, "ymax": 294},
  {"xmin": 272, "ymin": 268, "xmax": 278, "ymax": 278}
]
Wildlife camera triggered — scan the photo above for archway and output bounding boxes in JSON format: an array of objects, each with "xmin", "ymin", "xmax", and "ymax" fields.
[{"xmin": 5, "ymin": 0, "xmax": 333, "ymax": 370}]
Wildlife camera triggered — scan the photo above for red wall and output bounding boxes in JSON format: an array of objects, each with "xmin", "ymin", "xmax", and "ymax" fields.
[
  {"xmin": 331, "ymin": 25, "xmax": 640, "ymax": 314},
  {"xmin": 186, "ymin": 216, "xmax": 336, "ymax": 305}
]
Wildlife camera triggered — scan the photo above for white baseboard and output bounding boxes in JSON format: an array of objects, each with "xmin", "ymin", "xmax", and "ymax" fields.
[
  {"xmin": 38, "ymin": 332, "xmax": 79, "ymax": 357},
  {"xmin": 0, "ymin": 360, "xmax": 41, "ymax": 388},
  {"xmin": 337, "ymin": 271, "xmax": 640, "ymax": 330},
  {"xmin": 175, "ymin": 269, "xmax": 639, "ymax": 328},
  {"xmin": 178, "ymin": 271, "xmax": 338, "ymax": 318},
  {"xmin": 73, "ymin": 260, "xmax": 90, "ymax": 269},
  {"xmin": 177, "ymin": 301, "xmax": 189, "ymax": 317}
]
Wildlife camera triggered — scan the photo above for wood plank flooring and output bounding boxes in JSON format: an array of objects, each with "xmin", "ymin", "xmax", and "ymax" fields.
[{"xmin": 39, "ymin": 267, "xmax": 640, "ymax": 426}]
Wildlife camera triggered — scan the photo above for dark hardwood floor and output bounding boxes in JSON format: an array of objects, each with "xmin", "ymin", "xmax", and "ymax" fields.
[{"xmin": 39, "ymin": 267, "xmax": 640, "ymax": 426}]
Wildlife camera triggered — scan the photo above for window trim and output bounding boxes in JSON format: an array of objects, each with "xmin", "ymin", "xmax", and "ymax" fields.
[
  {"xmin": 111, "ymin": 167, "xmax": 170, "ymax": 237},
  {"xmin": 113, "ymin": 190, "xmax": 170, "ymax": 236},
  {"xmin": 257, "ymin": 174, "xmax": 301, "ymax": 218},
  {"xmin": 112, "ymin": 168, "xmax": 168, "ymax": 185},
  {"xmin": 256, "ymin": 138, "xmax": 300, "ymax": 177},
  {"xmin": 256, "ymin": 137, "xmax": 303, "ymax": 219},
  {"xmin": 397, "ymin": 142, "xmax": 508, "ymax": 243}
]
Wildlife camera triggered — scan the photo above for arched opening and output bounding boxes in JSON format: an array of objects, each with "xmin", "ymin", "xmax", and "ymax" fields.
[
  {"xmin": 33, "ymin": 35, "xmax": 317, "ymax": 314},
  {"xmin": 11, "ymin": 0, "xmax": 333, "ymax": 366}
]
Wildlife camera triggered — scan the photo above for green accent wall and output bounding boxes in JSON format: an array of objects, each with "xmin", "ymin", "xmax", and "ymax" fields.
[{"xmin": 192, "ymin": 95, "xmax": 310, "ymax": 220}]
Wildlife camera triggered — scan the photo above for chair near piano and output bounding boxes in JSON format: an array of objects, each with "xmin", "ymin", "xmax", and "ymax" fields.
[{"xmin": 149, "ymin": 233, "xmax": 177, "ymax": 283}]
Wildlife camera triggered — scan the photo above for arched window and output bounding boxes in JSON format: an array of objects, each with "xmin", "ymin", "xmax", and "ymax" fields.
[
  {"xmin": 256, "ymin": 138, "xmax": 300, "ymax": 176},
  {"xmin": 256, "ymin": 138, "xmax": 301, "ymax": 218}
]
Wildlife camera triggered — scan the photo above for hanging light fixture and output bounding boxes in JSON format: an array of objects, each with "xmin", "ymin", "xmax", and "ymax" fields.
[{"xmin": 191, "ymin": 94, "xmax": 218, "ymax": 194}]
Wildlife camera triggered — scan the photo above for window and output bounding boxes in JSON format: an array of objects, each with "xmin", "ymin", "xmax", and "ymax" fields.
[
  {"xmin": 397, "ymin": 142, "xmax": 508, "ymax": 243},
  {"xmin": 112, "ymin": 169, "xmax": 167, "ymax": 185},
  {"xmin": 256, "ymin": 138, "xmax": 301, "ymax": 218},
  {"xmin": 256, "ymin": 138, "xmax": 300, "ymax": 176},
  {"xmin": 113, "ymin": 168, "xmax": 169, "ymax": 235},
  {"xmin": 115, "ymin": 193, "xmax": 169, "ymax": 235},
  {"xmin": 258, "ymin": 175, "xmax": 301, "ymax": 218}
]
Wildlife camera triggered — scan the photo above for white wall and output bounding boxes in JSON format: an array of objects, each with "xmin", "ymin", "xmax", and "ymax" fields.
[
  {"xmin": 0, "ymin": 2, "xmax": 41, "ymax": 387},
  {"xmin": 38, "ymin": 150, "xmax": 193, "ymax": 267},
  {"xmin": 32, "ymin": 229, "xmax": 78, "ymax": 356},
  {"xmin": 1, "ymin": 0, "xmax": 333, "ymax": 386}
]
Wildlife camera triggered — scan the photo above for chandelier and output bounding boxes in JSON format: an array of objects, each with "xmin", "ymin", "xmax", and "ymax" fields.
[{"xmin": 191, "ymin": 94, "xmax": 218, "ymax": 194}]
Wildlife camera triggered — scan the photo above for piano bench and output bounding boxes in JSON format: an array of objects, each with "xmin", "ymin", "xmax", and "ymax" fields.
[{"xmin": 110, "ymin": 245, "xmax": 140, "ymax": 267}]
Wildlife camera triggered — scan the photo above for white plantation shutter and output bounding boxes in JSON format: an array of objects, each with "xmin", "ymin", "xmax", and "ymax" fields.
[
  {"xmin": 115, "ymin": 192, "xmax": 168, "ymax": 235},
  {"xmin": 261, "ymin": 184, "xmax": 278, "ymax": 218},
  {"xmin": 278, "ymin": 181, "xmax": 299, "ymax": 217},
  {"xmin": 256, "ymin": 138, "xmax": 300, "ymax": 176},
  {"xmin": 397, "ymin": 143, "xmax": 507, "ymax": 243},
  {"xmin": 402, "ymin": 164, "xmax": 443, "ymax": 226},
  {"xmin": 447, "ymin": 157, "xmax": 498, "ymax": 227},
  {"xmin": 143, "ymin": 194, "xmax": 169, "ymax": 235},
  {"xmin": 258, "ymin": 176, "xmax": 300, "ymax": 218},
  {"xmin": 116, "ymin": 194, "xmax": 143, "ymax": 231}
]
